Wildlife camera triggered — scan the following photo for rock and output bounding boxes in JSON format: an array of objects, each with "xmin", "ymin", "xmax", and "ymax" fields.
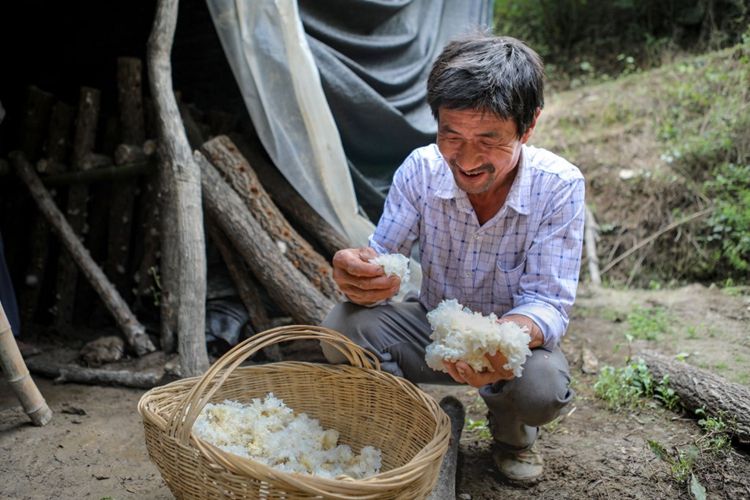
[{"xmin": 581, "ymin": 346, "xmax": 599, "ymax": 374}]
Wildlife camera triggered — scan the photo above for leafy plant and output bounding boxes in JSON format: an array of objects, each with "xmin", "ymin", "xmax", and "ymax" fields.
[
  {"xmin": 627, "ymin": 306, "xmax": 670, "ymax": 340},
  {"xmin": 695, "ymin": 409, "xmax": 732, "ymax": 452},
  {"xmin": 594, "ymin": 358, "xmax": 679, "ymax": 411},
  {"xmin": 465, "ymin": 418, "xmax": 492, "ymax": 440},
  {"xmin": 648, "ymin": 440, "xmax": 699, "ymax": 483}
]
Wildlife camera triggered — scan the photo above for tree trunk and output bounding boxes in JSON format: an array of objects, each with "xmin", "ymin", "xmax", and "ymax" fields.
[
  {"xmin": 54, "ymin": 86, "xmax": 100, "ymax": 330},
  {"xmin": 229, "ymin": 132, "xmax": 351, "ymax": 257},
  {"xmin": 197, "ymin": 151, "xmax": 334, "ymax": 325},
  {"xmin": 201, "ymin": 136, "xmax": 342, "ymax": 301},
  {"xmin": 148, "ymin": 0, "xmax": 208, "ymax": 375},
  {"xmin": 640, "ymin": 350, "xmax": 750, "ymax": 444},
  {"xmin": 11, "ymin": 152, "xmax": 155, "ymax": 357}
]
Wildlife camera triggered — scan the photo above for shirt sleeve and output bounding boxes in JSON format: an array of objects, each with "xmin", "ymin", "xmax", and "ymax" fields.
[
  {"xmin": 505, "ymin": 177, "xmax": 585, "ymax": 348},
  {"xmin": 369, "ymin": 152, "xmax": 422, "ymax": 256}
]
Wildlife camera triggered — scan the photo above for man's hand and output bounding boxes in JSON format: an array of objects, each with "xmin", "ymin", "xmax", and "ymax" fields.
[
  {"xmin": 443, "ymin": 316, "xmax": 544, "ymax": 388},
  {"xmin": 444, "ymin": 352, "xmax": 514, "ymax": 388},
  {"xmin": 332, "ymin": 247, "xmax": 400, "ymax": 306}
]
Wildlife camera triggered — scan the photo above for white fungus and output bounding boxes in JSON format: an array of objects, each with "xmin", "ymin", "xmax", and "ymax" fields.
[
  {"xmin": 425, "ymin": 299, "xmax": 532, "ymax": 377},
  {"xmin": 193, "ymin": 393, "xmax": 382, "ymax": 479},
  {"xmin": 369, "ymin": 253, "xmax": 410, "ymax": 283}
]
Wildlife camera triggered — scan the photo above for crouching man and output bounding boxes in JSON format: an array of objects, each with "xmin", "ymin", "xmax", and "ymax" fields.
[{"xmin": 322, "ymin": 34, "xmax": 584, "ymax": 484}]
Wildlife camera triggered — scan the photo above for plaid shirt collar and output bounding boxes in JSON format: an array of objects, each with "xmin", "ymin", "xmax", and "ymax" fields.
[{"xmin": 434, "ymin": 145, "xmax": 532, "ymax": 216}]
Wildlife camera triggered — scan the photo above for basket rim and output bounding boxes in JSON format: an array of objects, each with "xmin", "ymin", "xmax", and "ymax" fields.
[{"xmin": 139, "ymin": 360, "xmax": 451, "ymax": 495}]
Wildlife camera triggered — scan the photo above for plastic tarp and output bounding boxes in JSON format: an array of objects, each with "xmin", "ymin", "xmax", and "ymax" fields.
[{"xmin": 206, "ymin": 0, "xmax": 492, "ymax": 245}]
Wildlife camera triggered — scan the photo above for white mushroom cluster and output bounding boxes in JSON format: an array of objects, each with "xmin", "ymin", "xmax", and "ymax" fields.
[
  {"xmin": 193, "ymin": 394, "xmax": 382, "ymax": 479},
  {"xmin": 369, "ymin": 253, "xmax": 410, "ymax": 283},
  {"xmin": 425, "ymin": 299, "xmax": 532, "ymax": 377}
]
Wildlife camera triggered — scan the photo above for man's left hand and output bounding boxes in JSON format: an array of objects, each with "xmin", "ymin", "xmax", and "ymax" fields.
[{"xmin": 444, "ymin": 352, "xmax": 515, "ymax": 388}]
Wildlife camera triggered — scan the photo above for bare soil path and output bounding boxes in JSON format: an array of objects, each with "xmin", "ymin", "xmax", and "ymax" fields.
[{"xmin": 1, "ymin": 284, "xmax": 749, "ymax": 499}]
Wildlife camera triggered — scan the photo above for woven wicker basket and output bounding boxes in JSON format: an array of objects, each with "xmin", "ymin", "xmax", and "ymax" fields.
[{"xmin": 138, "ymin": 325, "xmax": 451, "ymax": 499}]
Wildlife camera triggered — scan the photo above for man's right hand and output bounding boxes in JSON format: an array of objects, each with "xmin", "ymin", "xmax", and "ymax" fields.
[{"xmin": 332, "ymin": 247, "xmax": 401, "ymax": 306}]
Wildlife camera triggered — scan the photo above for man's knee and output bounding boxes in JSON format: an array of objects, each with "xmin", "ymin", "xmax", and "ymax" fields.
[
  {"xmin": 511, "ymin": 348, "xmax": 574, "ymax": 426},
  {"xmin": 320, "ymin": 302, "xmax": 380, "ymax": 364}
]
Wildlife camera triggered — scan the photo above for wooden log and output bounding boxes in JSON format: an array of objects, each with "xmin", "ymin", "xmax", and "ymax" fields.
[
  {"xmin": 104, "ymin": 58, "xmax": 147, "ymax": 299},
  {"xmin": 25, "ymin": 357, "xmax": 162, "ymax": 389},
  {"xmin": 39, "ymin": 101, "xmax": 74, "ymax": 174},
  {"xmin": 201, "ymin": 136, "xmax": 342, "ymax": 301},
  {"xmin": 11, "ymin": 152, "xmax": 156, "ymax": 356},
  {"xmin": 640, "ymin": 350, "xmax": 750, "ymax": 444},
  {"xmin": 54, "ymin": 87, "xmax": 100, "ymax": 330},
  {"xmin": 0, "ymin": 302, "xmax": 53, "ymax": 426},
  {"xmin": 20, "ymin": 102, "xmax": 75, "ymax": 335},
  {"xmin": 21, "ymin": 86, "xmax": 56, "ymax": 161},
  {"xmin": 42, "ymin": 158, "xmax": 154, "ymax": 186},
  {"xmin": 427, "ymin": 396, "xmax": 465, "ymax": 500},
  {"xmin": 148, "ymin": 0, "xmax": 208, "ymax": 376},
  {"xmin": 197, "ymin": 151, "xmax": 334, "ymax": 325},
  {"xmin": 585, "ymin": 205, "xmax": 602, "ymax": 286},
  {"xmin": 206, "ymin": 221, "xmax": 271, "ymax": 332},
  {"xmin": 229, "ymin": 132, "xmax": 351, "ymax": 257},
  {"xmin": 117, "ymin": 57, "xmax": 146, "ymax": 146}
]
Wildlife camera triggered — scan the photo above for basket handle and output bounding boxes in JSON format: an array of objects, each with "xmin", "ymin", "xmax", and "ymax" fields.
[{"xmin": 168, "ymin": 325, "xmax": 381, "ymax": 444}]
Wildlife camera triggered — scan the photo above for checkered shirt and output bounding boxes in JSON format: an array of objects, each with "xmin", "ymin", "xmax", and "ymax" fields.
[{"xmin": 370, "ymin": 143, "xmax": 586, "ymax": 348}]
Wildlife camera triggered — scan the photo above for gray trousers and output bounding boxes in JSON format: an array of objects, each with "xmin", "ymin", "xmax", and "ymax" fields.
[{"xmin": 321, "ymin": 299, "xmax": 574, "ymax": 451}]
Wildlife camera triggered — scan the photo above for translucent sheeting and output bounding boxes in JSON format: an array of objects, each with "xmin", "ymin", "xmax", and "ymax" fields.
[{"xmin": 207, "ymin": 0, "xmax": 373, "ymax": 244}]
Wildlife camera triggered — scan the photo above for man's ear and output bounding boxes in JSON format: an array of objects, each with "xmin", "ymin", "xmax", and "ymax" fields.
[{"xmin": 520, "ymin": 107, "xmax": 542, "ymax": 144}]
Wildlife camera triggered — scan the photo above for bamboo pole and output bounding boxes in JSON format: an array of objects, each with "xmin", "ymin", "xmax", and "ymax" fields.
[{"xmin": 0, "ymin": 302, "xmax": 52, "ymax": 426}]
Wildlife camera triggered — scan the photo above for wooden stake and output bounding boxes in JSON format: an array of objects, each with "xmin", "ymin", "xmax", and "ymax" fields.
[
  {"xmin": 584, "ymin": 205, "xmax": 602, "ymax": 286},
  {"xmin": 0, "ymin": 302, "xmax": 52, "ymax": 426},
  {"xmin": 11, "ymin": 152, "xmax": 155, "ymax": 356},
  {"xmin": 148, "ymin": 0, "xmax": 208, "ymax": 375}
]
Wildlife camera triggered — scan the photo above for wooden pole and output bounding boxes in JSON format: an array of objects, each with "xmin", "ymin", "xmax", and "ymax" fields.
[
  {"xmin": 11, "ymin": 152, "xmax": 156, "ymax": 356},
  {"xmin": 0, "ymin": 302, "xmax": 52, "ymax": 426},
  {"xmin": 584, "ymin": 206, "xmax": 602, "ymax": 286},
  {"xmin": 148, "ymin": 0, "xmax": 208, "ymax": 375},
  {"xmin": 197, "ymin": 151, "xmax": 334, "ymax": 325}
]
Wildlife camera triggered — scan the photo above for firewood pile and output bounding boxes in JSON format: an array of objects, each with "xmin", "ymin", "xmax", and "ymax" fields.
[{"xmin": 1, "ymin": 55, "xmax": 352, "ymax": 387}]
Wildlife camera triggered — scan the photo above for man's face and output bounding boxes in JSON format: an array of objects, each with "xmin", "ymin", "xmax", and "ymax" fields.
[{"xmin": 436, "ymin": 107, "xmax": 535, "ymax": 197}]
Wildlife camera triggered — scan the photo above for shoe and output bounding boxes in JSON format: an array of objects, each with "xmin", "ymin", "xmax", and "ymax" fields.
[{"xmin": 493, "ymin": 446, "xmax": 543, "ymax": 484}]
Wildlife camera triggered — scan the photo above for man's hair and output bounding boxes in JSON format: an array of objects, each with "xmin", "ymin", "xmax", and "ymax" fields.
[{"xmin": 427, "ymin": 34, "xmax": 544, "ymax": 138}]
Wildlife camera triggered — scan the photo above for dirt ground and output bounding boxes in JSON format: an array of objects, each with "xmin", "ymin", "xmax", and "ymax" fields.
[{"xmin": 2, "ymin": 283, "xmax": 749, "ymax": 499}]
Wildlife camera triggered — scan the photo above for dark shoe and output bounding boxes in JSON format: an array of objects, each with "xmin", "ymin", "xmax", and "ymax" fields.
[{"xmin": 493, "ymin": 445, "xmax": 543, "ymax": 484}]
